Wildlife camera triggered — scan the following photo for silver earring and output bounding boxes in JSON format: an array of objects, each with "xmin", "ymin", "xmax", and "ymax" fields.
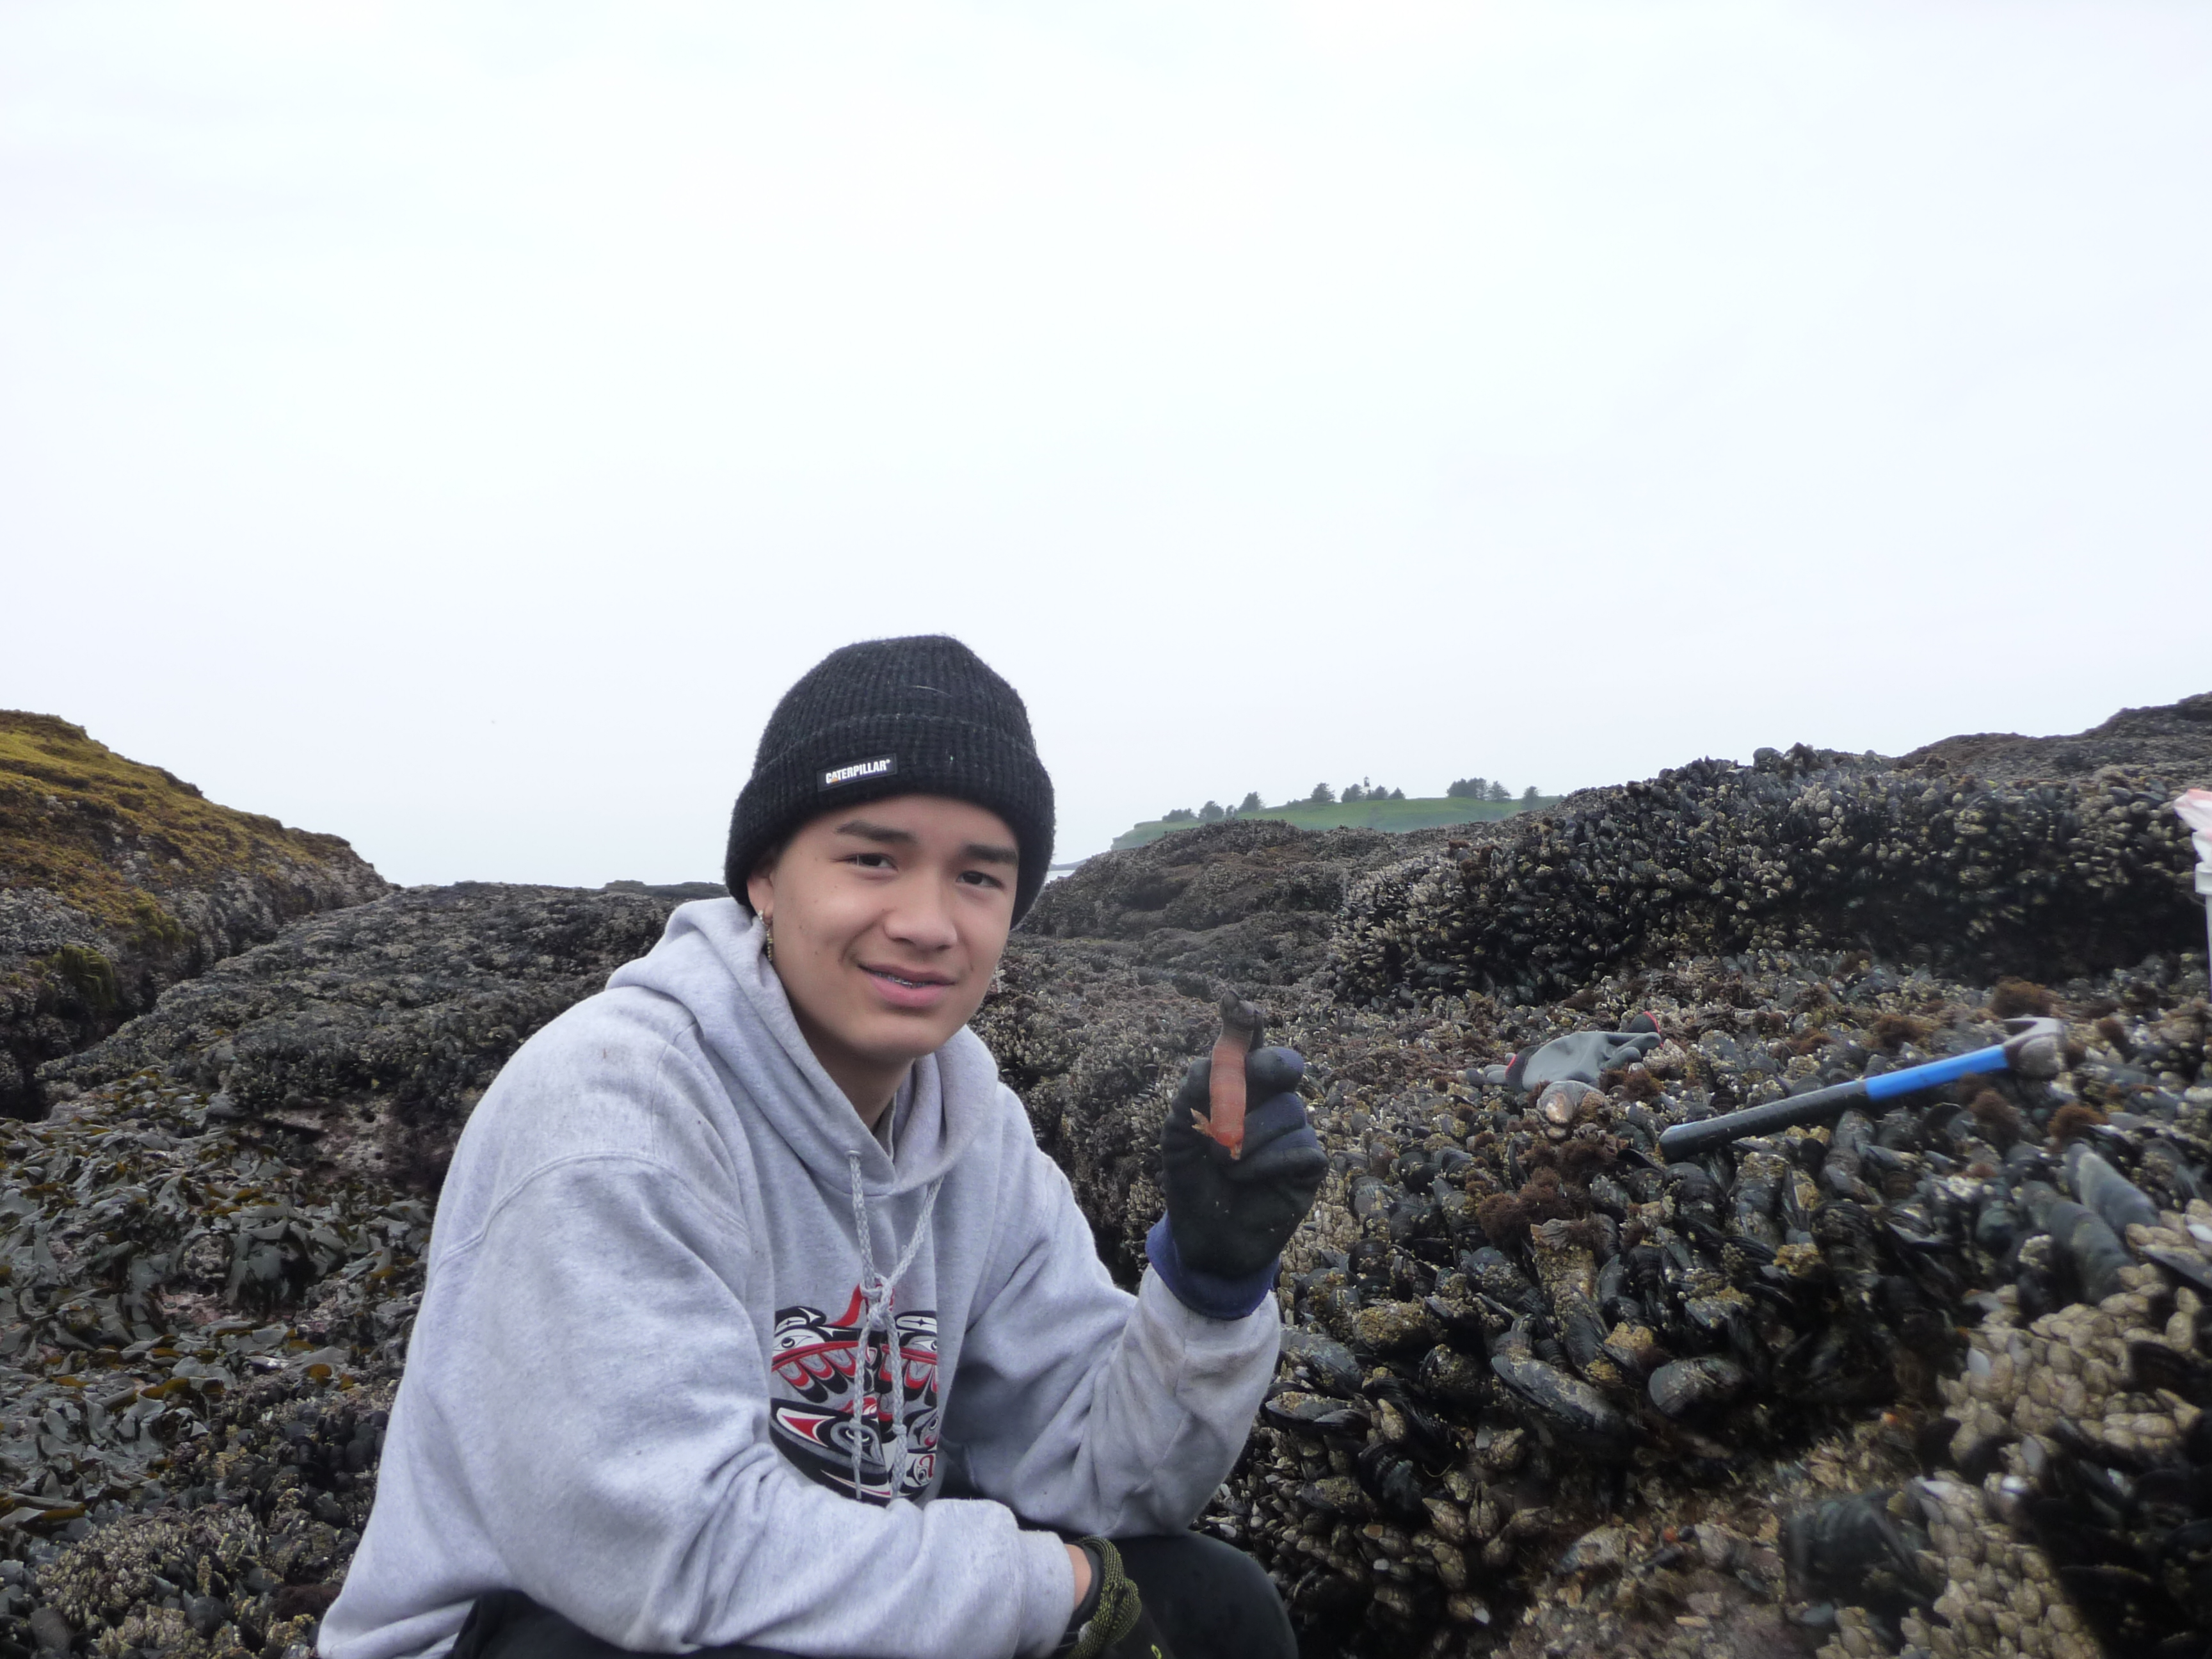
[{"xmin": 762, "ymin": 915, "xmax": 775, "ymax": 963}]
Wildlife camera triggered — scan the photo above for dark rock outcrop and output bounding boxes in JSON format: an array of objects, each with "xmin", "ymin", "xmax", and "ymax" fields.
[
  {"xmin": 1025, "ymin": 819, "xmax": 1408, "ymax": 986},
  {"xmin": 1895, "ymin": 690, "xmax": 2212, "ymax": 783},
  {"xmin": 1, "ymin": 714, "xmax": 390, "ymax": 1119},
  {"xmin": 1329, "ymin": 746, "xmax": 2204, "ymax": 1009},
  {"xmin": 39, "ymin": 883, "xmax": 687, "ymax": 1192}
]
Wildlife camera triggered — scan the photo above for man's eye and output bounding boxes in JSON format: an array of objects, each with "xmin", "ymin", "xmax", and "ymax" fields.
[
  {"xmin": 958, "ymin": 869, "xmax": 1004, "ymax": 888},
  {"xmin": 849, "ymin": 852, "xmax": 895, "ymax": 869}
]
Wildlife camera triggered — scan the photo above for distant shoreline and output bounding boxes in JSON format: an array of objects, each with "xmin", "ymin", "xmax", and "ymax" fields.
[{"xmin": 1102, "ymin": 793, "xmax": 1560, "ymax": 853}]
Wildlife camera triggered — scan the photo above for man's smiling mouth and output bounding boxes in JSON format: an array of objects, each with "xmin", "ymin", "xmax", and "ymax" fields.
[{"xmin": 865, "ymin": 966, "xmax": 953, "ymax": 990}]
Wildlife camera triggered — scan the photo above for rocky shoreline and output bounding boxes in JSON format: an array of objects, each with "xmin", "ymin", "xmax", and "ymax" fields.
[{"xmin": 2, "ymin": 695, "xmax": 2210, "ymax": 1659}]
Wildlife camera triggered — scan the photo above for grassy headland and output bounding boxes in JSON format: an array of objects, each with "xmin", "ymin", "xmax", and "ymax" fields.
[
  {"xmin": 0, "ymin": 712, "xmax": 369, "ymax": 939},
  {"xmin": 3, "ymin": 711, "xmax": 396, "ymax": 1118}
]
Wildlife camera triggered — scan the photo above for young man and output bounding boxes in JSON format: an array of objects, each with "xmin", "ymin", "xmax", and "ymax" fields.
[{"xmin": 322, "ymin": 637, "xmax": 1326, "ymax": 1659}]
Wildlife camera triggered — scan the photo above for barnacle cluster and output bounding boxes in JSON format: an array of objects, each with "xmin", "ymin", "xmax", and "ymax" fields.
[{"xmin": 1330, "ymin": 751, "xmax": 2200, "ymax": 1009}]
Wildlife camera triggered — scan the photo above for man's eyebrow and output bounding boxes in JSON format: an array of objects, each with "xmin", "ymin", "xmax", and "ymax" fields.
[
  {"xmin": 832, "ymin": 819, "xmax": 916, "ymax": 846},
  {"xmin": 962, "ymin": 842, "xmax": 1020, "ymax": 867}
]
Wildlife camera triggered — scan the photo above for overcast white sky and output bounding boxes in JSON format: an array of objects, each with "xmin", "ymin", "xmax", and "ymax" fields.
[{"xmin": 4, "ymin": 2, "xmax": 2207, "ymax": 886}]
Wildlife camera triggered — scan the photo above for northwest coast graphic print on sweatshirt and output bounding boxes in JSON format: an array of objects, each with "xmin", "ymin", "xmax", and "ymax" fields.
[{"xmin": 769, "ymin": 1292, "xmax": 941, "ymax": 1502}]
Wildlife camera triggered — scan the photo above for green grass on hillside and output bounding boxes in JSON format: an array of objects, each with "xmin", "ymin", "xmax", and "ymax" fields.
[
  {"xmin": 1109, "ymin": 794, "xmax": 1559, "ymax": 851},
  {"xmin": 0, "ymin": 711, "xmax": 367, "ymax": 940}
]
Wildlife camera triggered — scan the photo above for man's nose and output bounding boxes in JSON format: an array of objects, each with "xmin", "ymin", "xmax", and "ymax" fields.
[{"xmin": 882, "ymin": 881, "xmax": 958, "ymax": 949}]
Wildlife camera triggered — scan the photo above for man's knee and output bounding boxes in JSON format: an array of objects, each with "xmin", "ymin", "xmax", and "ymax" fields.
[
  {"xmin": 1112, "ymin": 1532, "xmax": 1296, "ymax": 1659},
  {"xmin": 452, "ymin": 1592, "xmax": 621, "ymax": 1659}
]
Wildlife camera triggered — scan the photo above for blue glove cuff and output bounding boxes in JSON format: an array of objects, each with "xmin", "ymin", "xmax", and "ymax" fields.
[{"xmin": 1146, "ymin": 1215, "xmax": 1279, "ymax": 1321}]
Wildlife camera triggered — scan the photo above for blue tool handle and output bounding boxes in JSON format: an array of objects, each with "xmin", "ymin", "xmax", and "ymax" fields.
[
  {"xmin": 1656, "ymin": 1038, "xmax": 2015, "ymax": 1160},
  {"xmin": 1655, "ymin": 1078, "xmax": 1868, "ymax": 1160},
  {"xmin": 1863, "ymin": 1045, "xmax": 2008, "ymax": 1101}
]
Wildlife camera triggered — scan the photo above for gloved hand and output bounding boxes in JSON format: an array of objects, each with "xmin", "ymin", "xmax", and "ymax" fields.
[
  {"xmin": 1054, "ymin": 1538, "xmax": 1174, "ymax": 1659},
  {"xmin": 1496, "ymin": 1014, "xmax": 1662, "ymax": 1093},
  {"xmin": 1151, "ymin": 1046, "xmax": 1326, "ymax": 1319}
]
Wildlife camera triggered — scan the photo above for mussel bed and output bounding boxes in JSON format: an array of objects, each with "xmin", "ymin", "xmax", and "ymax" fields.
[{"xmin": 985, "ymin": 938, "xmax": 2211, "ymax": 1659}]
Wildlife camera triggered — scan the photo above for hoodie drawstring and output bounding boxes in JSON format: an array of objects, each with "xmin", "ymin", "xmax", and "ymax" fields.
[{"xmin": 846, "ymin": 1151, "xmax": 942, "ymax": 1502}]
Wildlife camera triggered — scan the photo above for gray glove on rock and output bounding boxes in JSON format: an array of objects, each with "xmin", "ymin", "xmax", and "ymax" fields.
[{"xmin": 1475, "ymin": 1013, "xmax": 1662, "ymax": 1092}]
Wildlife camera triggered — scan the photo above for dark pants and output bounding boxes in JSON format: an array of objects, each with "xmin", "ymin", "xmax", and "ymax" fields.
[{"xmin": 449, "ymin": 1533, "xmax": 1294, "ymax": 1659}]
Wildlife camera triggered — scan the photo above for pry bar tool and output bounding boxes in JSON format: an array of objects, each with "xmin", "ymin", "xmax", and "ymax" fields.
[{"xmin": 1656, "ymin": 1016, "xmax": 2064, "ymax": 1162}]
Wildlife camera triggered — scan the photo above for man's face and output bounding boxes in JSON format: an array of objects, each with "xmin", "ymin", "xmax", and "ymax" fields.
[{"xmin": 746, "ymin": 794, "xmax": 1019, "ymax": 1105}]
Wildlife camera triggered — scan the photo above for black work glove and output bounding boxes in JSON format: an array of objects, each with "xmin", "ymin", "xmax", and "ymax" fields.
[
  {"xmin": 1054, "ymin": 1539, "xmax": 1176, "ymax": 1659},
  {"xmin": 1497, "ymin": 1014, "xmax": 1662, "ymax": 1092},
  {"xmin": 1150, "ymin": 1046, "xmax": 1326, "ymax": 1319}
]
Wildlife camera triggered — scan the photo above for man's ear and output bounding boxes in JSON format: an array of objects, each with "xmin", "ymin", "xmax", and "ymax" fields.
[{"xmin": 745, "ymin": 862, "xmax": 776, "ymax": 917}]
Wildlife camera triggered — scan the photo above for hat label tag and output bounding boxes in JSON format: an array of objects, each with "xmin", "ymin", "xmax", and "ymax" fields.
[{"xmin": 821, "ymin": 755, "xmax": 897, "ymax": 789}]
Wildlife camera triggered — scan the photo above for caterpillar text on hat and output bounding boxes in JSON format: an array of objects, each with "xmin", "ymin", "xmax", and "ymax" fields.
[{"xmin": 821, "ymin": 757, "xmax": 897, "ymax": 789}]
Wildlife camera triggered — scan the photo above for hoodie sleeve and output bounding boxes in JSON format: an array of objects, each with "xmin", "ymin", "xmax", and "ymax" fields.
[
  {"xmin": 326, "ymin": 1142, "xmax": 1075, "ymax": 1659},
  {"xmin": 941, "ymin": 1100, "xmax": 1282, "ymax": 1538}
]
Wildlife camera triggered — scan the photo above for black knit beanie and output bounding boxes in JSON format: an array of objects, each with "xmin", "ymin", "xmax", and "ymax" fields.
[{"xmin": 726, "ymin": 636, "xmax": 1056, "ymax": 922}]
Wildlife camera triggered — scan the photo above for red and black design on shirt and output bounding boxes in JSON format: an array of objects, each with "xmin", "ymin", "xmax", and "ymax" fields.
[{"xmin": 768, "ymin": 1288, "xmax": 940, "ymax": 1503}]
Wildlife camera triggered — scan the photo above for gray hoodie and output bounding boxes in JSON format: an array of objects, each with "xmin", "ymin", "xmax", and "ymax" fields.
[{"xmin": 321, "ymin": 901, "xmax": 1279, "ymax": 1659}]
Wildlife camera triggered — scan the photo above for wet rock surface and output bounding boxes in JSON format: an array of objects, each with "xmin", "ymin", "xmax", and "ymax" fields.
[
  {"xmin": 5, "ymin": 694, "xmax": 2212, "ymax": 1659},
  {"xmin": 1, "ymin": 714, "xmax": 390, "ymax": 1121},
  {"xmin": 37, "ymin": 885, "xmax": 682, "ymax": 1194}
]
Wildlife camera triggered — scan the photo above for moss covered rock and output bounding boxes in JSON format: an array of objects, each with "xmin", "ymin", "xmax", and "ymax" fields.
[{"xmin": 1, "ymin": 712, "xmax": 390, "ymax": 1118}]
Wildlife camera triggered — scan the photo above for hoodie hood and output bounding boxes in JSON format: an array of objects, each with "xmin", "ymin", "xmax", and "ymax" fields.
[{"xmin": 607, "ymin": 897, "xmax": 998, "ymax": 1197}]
